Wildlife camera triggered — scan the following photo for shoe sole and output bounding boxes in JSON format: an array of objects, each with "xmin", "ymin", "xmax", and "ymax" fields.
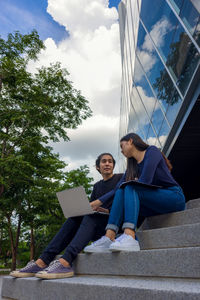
[
  {"xmin": 84, "ymin": 248, "xmax": 110, "ymax": 253},
  {"xmin": 10, "ymin": 272, "xmax": 36, "ymax": 278},
  {"xmin": 35, "ymin": 272, "xmax": 74, "ymax": 279},
  {"xmin": 110, "ymin": 246, "xmax": 140, "ymax": 252}
]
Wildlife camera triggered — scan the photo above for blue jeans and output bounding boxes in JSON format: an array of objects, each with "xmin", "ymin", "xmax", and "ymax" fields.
[
  {"xmin": 106, "ymin": 185, "xmax": 185, "ymax": 232},
  {"xmin": 40, "ymin": 214, "xmax": 109, "ymax": 266}
]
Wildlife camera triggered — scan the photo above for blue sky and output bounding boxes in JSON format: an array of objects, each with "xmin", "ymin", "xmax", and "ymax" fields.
[
  {"xmin": 1, "ymin": 0, "xmax": 122, "ymax": 180},
  {"xmin": 1, "ymin": 0, "xmax": 121, "ymax": 42}
]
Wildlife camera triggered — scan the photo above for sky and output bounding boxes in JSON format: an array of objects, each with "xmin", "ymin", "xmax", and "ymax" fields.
[{"xmin": 1, "ymin": 0, "xmax": 122, "ymax": 182}]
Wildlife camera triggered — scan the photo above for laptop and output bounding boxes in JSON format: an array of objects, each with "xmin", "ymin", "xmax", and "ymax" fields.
[{"xmin": 56, "ymin": 186, "xmax": 109, "ymax": 218}]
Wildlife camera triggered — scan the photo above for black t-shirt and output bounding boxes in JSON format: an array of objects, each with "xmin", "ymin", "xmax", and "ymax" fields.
[{"xmin": 90, "ymin": 174, "xmax": 123, "ymax": 210}]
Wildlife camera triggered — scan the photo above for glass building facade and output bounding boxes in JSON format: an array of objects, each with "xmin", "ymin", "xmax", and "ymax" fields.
[
  {"xmin": 118, "ymin": 0, "xmax": 200, "ymax": 176},
  {"xmin": 118, "ymin": 0, "xmax": 200, "ymax": 199}
]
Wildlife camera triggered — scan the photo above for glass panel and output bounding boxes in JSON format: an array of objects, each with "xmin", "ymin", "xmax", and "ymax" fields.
[
  {"xmin": 128, "ymin": 104, "xmax": 146, "ymax": 141},
  {"xmin": 127, "ymin": 0, "xmax": 135, "ymax": 62},
  {"xmin": 165, "ymin": 94, "xmax": 182, "ymax": 126},
  {"xmin": 136, "ymin": 22, "xmax": 178, "ymax": 113},
  {"xmin": 140, "ymin": 0, "xmax": 200, "ymax": 97},
  {"xmin": 125, "ymin": 33, "xmax": 133, "ymax": 95},
  {"xmin": 158, "ymin": 118, "xmax": 170, "ymax": 147},
  {"xmin": 120, "ymin": 64, "xmax": 129, "ymax": 133},
  {"xmin": 128, "ymin": 105, "xmax": 139, "ymax": 133},
  {"xmin": 131, "ymin": 85, "xmax": 150, "ymax": 139},
  {"xmin": 168, "ymin": 0, "xmax": 200, "ymax": 47},
  {"xmin": 146, "ymin": 124, "xmax": 161, "ymax": 147},
  {"xmin": 158, "ymin": 116, "xmax": 170, "ymax": 136},
  {"xmin": 151, "ymin": 102, "xmax": 169, "ymax": 135},
  {"xmin": 134, "ymin": 56, "xmax": 156, "ymax": 118},
  {"xmin": 130, "ymin": 0, "xmax": 141, "ymax": 50},
  {"xmin": 174, "ymin": 31, "xmax": 200, "ymax": 95}
]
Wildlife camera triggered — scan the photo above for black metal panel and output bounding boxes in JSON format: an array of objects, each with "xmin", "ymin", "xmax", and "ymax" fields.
[{"xmin": 169, "ymin": 98, "xmax": 200, "ymax": 201}]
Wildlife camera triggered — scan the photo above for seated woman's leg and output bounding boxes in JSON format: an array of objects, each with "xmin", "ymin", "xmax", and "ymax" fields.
[
  {"xmin": 137, "ymin": 186, "xmax": 185, "ymax": 217},
  {"xmin": 122, "ymin": 185, "xmax": 140, "ymax": 231},
  {"xmin": 39, "ymin": 216, "xmax": 83, "ymax": 265},
  {"xmin": 109, "ymin": 186, "xmax": 140, "ymax": 252},
  {"xmin": 105, "ymin": 188, "xmax": 125, "ymax": 234},
  {"xmin": 83, "ymin": 190, "xmax": 125, "ymax": 253}
]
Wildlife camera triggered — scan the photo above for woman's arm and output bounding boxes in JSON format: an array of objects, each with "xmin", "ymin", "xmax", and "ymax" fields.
[
  {"xmin": 90, "ymin": 173, "xmax": 126, "ymax": 209},
  {"xmin": 99, "ymin": 173, "xmax": 126, "ymax": 205}
]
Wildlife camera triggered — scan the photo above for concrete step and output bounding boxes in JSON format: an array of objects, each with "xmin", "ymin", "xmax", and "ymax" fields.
[
  {"xmin": 139, "ymin": 207, "xmax": 200, "ymax": 230},
  {"xmin": 186, "ymin": 198, "xmax": 200, "ymax": 209},
  {"xmin": 137, "ymin": 222, "xmax": 200, "ymax": 249},
  {"xmin": 2, "ymin": 275, "xmax": 200, "ymax": 300},
  {"xmin": 74, "ymin": 247, "xmax": 200, "ymax": 278}
]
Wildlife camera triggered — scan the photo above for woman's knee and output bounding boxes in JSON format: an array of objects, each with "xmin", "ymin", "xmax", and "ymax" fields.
[{"xmin": 115, "ymin": 188, "xmax": 124, "ymax": 198}]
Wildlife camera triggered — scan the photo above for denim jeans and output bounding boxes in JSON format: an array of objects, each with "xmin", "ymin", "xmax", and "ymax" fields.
[
  {"xmin": 106, "ymin": 185, "xmax": 185, "ymax": 233},
  {"xmin": 40, "ymin": 213, "xmax": 109, "ymax": 266}
]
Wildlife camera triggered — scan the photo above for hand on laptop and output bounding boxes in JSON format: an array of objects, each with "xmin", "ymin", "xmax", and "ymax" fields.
[
  {"xmin": 96, "ymin": 207, "xmax": 109, "ymax": 214},
  {"xmin": 90, "ymin": 199, "xmax": 102, "ymax": 211}
]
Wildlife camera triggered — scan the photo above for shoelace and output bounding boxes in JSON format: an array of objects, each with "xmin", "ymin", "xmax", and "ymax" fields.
[
  {"xmin": 93, "ymin": 236, "xmax": 108, "ymax": 246},
  {"xmin": 115, "ymin": 234, "xmax": 126, "ymax": 242},
  {"xmin": 22, "ymin": 260, "xmax": 35, "ymax": 271},
  {"xmin": 44, "ymin": 260, "xmax": 61, "ymax": 272},
  {"xmin": 115, "ymin": 234, "xmax": 131, "ymax": 243}
]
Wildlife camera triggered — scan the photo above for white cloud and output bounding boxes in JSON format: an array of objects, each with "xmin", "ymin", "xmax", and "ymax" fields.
[
  {"xmin": 52, "ymin": 115, "xmax": 120, "ymax": 181},
  {"xmin": 28, "ymin": 1, "xmax": 122, "ymax": 181},
  {"xmin": 47, "ymin": 0, "xmax": 118, "ymax": 34}
]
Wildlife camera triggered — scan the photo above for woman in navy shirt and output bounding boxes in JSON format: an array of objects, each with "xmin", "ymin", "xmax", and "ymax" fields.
[{"xmin": 85, "ymin": 133, "xmax": 185, "ymax": 253}]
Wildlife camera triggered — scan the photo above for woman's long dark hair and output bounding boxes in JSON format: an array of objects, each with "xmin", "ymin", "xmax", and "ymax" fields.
[
  {"xmin": 120, "ymin": 133, "xmax": 149, "ymax": 181},
  {"xmin": 120, "ymin": 133, "xmax": 172, "ymax": 181},
  {"xmin": 161, "ymin": 152, "xmax": 173, "ymax": 172}
]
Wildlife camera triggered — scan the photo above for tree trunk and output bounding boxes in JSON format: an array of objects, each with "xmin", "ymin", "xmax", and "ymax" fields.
[
  {"xmin": 0, "ymin": 184, "xmax": 4, "ymax": 197},
  {"xmin": 30, "ymin": 226, "xmax": 35, "ymax": 260},
  {"xmin": 11, "ymin": 248, "xmax": 17, "ymax": 271},
  {"xmin": 7, "ymin": 214, "xmax": 22, "ymax": 270}
]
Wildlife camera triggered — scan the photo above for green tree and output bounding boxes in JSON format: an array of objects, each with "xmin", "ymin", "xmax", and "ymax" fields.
[
  {"xmin": 31, "ymin": 165, "xmax": 93, "ymax": 259},
  {"xmin": 0, "ymin": 30, "xmax": 92, "ymax": 269}
]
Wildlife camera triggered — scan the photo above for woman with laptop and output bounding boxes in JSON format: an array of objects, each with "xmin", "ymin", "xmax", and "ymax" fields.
[
  {"xmin": 10, "ymin": 153, "xmax": 123, "ymax": 279},
  {"xmin": 84, "ymin": 132, "xmax": 185, "ymax": 253}
]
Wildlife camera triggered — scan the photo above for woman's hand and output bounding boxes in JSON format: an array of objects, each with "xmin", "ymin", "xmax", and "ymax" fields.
[{"xmin": 90, "ymin": 199, "xmax": 102, "ymax": 211}]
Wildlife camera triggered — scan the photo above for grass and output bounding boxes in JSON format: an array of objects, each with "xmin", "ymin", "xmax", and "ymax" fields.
[{"xmin": 0, "ymin": 271, "xmax": 10, "ymax": 275}]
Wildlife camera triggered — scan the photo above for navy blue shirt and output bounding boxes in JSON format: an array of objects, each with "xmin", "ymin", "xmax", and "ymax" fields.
[
  {"xmin": 137, "ymin": 146, "xmax": 178, "ymax": 187},
  {"xmin": 99, "ymin": 146, "xmax": 179, "ymax": 205},
  {"xmin": 90, "ymin": 174, "xmax": 123, "ymax": 210}
]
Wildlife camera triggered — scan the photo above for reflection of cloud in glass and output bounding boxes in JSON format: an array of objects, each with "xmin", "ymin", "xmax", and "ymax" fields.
[
  {"xmin": 136, "ymin": 18, "xmax": 171, "ymax": 82},
  {"xmin": 147, "ymin": 135, "xmax": 167, "ymax": 148},
  {"xmin": 136, "ymin": 85, "xmax": 158, "ymax": 114},
  {"xmin": 142, "ymin": 18, "xmax": 172, "ymax": 52},
  {"xmin": 134, "ymin": 51, "xmax": 156, "ymax": 81},
  {"xmin": 128, "ymin": 108, "xmax": 139, "ymax": 132},
  {"xmin": 131, "ymin": 85, "xmax": 160, "ymax": 130},
  {"xmin": 159, "ymin": 135, "xmax": 167, "ymax": 147}
]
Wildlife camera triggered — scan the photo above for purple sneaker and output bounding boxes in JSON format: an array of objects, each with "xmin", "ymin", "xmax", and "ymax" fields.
[
  {"xmin": 36, "ymin": 260, "xmax": 74, "ymax": 279},
  {"xmin": 10, "ymin": 260, "xmax": 47, "ymax": 278}
]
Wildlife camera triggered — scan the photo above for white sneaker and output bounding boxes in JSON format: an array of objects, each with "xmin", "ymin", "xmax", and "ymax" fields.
[
  {"xmin": 109, "ymin": 233, "xmax": 140, "ymax": 252},
  {"xmin": 84, "ymin": 236, "xmax": 112, "ymax": 253}
]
